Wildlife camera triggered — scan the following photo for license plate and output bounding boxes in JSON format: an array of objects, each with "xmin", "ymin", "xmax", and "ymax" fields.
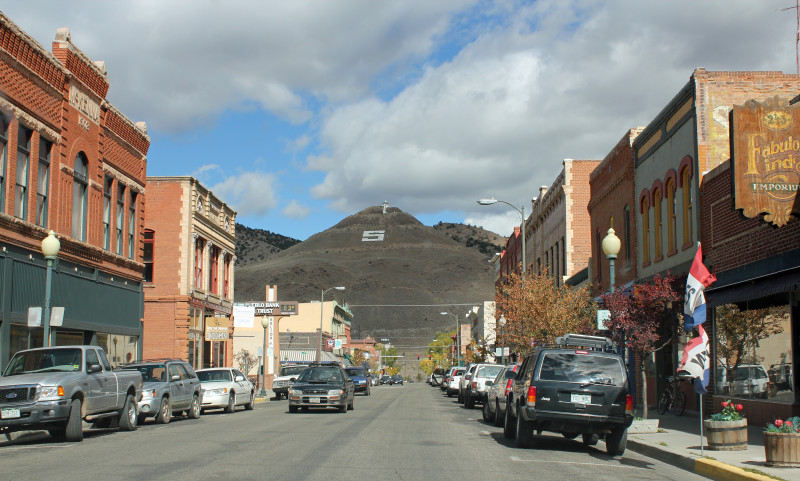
[
  {"xmin": 1, "ymin": 408, "xmax": 20, "ymax": 419},
  {"xmin": 309, "ymin": 397, "xmax": 321, "ymax": 404},
  {"xmin": 571, "ymin": 393, "xmax": 591, "ymax": 404}
]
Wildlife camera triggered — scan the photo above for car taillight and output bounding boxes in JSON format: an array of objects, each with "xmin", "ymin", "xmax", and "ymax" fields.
[
  {"xmin": 504, "ymin": 379, "xmax": 513, "ymax": 396},
  {"xmin": 472, "ymin": 381, "xmax": 477, "ymax": 390},
  {"xmin": 625, "ymin": 394, "xmax": 633, "ymax": 414},
  {"xmin": 527, "ymin": 386, "xmax": 537, "ymax": 405}
]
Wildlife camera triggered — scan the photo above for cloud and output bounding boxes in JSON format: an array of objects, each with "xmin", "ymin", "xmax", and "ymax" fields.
[
  {"xmin": 282, "ymin": 200, "xmax": 311, "ymax": 220},
  {"xmin": 209, "ymin": 172, "xmax": 278, "ymax": 217}
]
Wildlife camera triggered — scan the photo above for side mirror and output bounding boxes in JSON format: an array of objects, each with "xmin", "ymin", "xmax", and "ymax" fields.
[
  {"xmin": 87, "ymin": 363, "xmax": 102, "ymax": 373},
  {"xmin": 234, "ymin": 375, "xmax": 245, "ymax": 382},
  {"xmin": 485, "ymin": 380, "xmax": 494, "ymax": 387},
  {"xmin": 171, "ymin": 374, "xmax": 181, "ymax": 381},
  {"xmin": 465, "ymin": 374, "xmax": 472, "ymax": 380},
  {"xmin": 290, "ymin": 377, "xmax": 297, "ymax": 382},
  {"xmin": 505, "ymin": 370, "xmax": 517, "ymax": 380}
]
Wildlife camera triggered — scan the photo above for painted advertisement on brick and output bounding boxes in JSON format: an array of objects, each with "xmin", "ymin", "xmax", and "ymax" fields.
[{"xmin": 732, "ymin": 96, "xmax": 800, "ymax": 227}]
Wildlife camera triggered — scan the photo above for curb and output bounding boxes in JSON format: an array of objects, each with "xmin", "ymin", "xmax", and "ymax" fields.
[{"xmin": 627, "ymin": 439, "xmax": 773, "ymax": 481}]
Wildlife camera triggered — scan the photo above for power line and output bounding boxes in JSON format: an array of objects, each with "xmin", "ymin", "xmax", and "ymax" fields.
[{"xmin": 349, "ymin": 303, "xmax": 480, "ymax": 307}]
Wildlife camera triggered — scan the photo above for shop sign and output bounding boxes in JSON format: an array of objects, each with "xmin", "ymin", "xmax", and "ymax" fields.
[
  {"xmin": 205, "ymin": 317, "xmax": 230, "ymax": 341},
  {"xmin": 732, "ymin": 96, "xmax": 800, "ymax": 226},
  {"xmin": 253, "ymin": 301, "xmax": 298, "ymax": 316}
]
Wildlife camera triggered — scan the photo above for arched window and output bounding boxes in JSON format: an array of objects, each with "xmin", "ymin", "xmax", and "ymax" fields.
[
  {"xmin": 640, "ymin": 195, "xmax": 650, "ymax": 265},
  {"xmin": 653, "ymin": 187, "xmax": 662, "ymax": 260},
  {"xmin": 681, "ymin": 166, "xmax": 693, "ymax": 247},
  {"xmin": 72, "ymin": 153, "xmax": 88, "ymax": 241},
  {"xmin": 666, "ymin": 177, "xmax": 676, "ymax": 254}
]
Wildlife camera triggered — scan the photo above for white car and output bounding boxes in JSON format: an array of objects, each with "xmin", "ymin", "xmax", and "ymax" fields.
[
  {"xmin": 445, "ymin": 366, "xmax": 465, "ymax": 397},
  {"xmin": 272, "ymin": 364, "xmax": 309, "ymax": 400},
  {"xmin": 196, "ymin": 367, "xmax": 255, "ymax": 413},
  {"xmin": 465, "ymin": 364, "xmax": 505, "ymax": 409}
]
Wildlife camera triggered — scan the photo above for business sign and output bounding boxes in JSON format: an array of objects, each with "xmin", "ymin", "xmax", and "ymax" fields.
[
  {"xmin": 732, "ymin": 96, "xmax": 800, "ymax": 227},
  {"xmin": 326, "ymin": 339, "xmax": 335, "ymax": 348},
  {"xmin": 232, "ymin": 304, "xmax": 255, "ymax": 328},
  {"xmin": 253, "ymin": 301, "xmax": 298, "ymax": 316},
  {"xmin": 597, "ymin": 309, "xmax": 611, "ymax": 330},
  {"xmin": 205, "ymin": 317, "xmax": 230, "ymax": 341}
]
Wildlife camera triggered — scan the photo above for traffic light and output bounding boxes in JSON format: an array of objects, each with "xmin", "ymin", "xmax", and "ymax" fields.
[
  {"xmin": 428, "ymin": 355, "xmax": 432, "ymax": 360},
  {"xmin": 417, "ymin": 355, "xmax": 420, "ymax": 360}
]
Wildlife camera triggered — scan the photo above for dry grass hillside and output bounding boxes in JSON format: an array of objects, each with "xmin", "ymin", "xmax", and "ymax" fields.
[{"xmin": 234, "ymin": 207, "xmax": 498, "ymax": 351}]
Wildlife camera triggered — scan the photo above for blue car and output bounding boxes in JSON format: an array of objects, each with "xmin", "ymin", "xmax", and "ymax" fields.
[{"xmin": 344, "ymin": 366, "xmax": 372, "ymax": 395}]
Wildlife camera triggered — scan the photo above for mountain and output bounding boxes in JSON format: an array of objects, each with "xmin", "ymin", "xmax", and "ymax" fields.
[
  {"xmin": 432, "ymin": 222, "xmax": 506, "ymax": 256},
  {"xmin": 234, "ymin": 206, "xmax": 496, "ymax": 351},
  {"xmin": 234, "ymin": 223, "xmax": 301, "ymax": 265}
]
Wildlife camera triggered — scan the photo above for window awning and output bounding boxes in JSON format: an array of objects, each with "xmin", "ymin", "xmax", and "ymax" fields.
[
  {"xmin": 705, "ymin": 267, "xmax": 800, "ymax": 306},
  {"xmin": 280, "ymin": 349, "xmax": 340, "ymax": 363}
]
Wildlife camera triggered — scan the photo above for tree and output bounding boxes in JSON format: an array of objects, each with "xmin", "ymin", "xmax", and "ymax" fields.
[
  {"xmin": 495, "ymin": 266, "xmax": 597, "ymax": 356},
  {"xmin": 233, "ymin": 349, "xmax": 259, "ymax": 377},
  {"xmin": 349, "ymin": 348, "xmax": 368, "ymax": 367},
  {"xmin": 715, "ymin": 303, "xmax": 786, "ymax": 394},
  {"xmin": 601, "ymin": 273, "xmax": 682, "ymax": 418}
]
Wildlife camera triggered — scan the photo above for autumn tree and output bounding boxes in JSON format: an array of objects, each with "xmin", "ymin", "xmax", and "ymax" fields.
[
  {"xmin": 495, "ymin": 267, "xmax": 597, "ymax": 356},
  {"xmin": 601, "ymin": 273, "xmax": 682, "ymax": 418},
  {"xmin": 716, "ymin": 303, "xmax": 786, "ymax": 394},
  {"xmin": 233, "ymin": 349, "xmax": 259, "ymax": 377},
  {"xmin": 349, "ymin": 348, "xmax": 368, "ymax": 367}
]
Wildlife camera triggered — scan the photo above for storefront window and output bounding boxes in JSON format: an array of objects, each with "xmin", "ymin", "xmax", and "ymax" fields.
[
  {"xmin": 96, "ymin": 333, "xmax": 138, "ymax": 367},
  {"xmin": 714, "ymin": 297, "xmax": 792, "ymax": 402},
  {"xmin": 9, "ymin": 324, "xmax": 43, "ymax": 358},
  {"xmin": 188, "ymin": 306, "xmax": 204, "ymax": 369}
]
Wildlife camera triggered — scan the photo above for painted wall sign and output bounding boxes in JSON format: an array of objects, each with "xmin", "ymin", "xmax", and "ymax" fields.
[
  {"xmin": 732, "ymin": 96, "xmax": 800, "ymax": 226},
  {"xmin": 68, "ymin": 83, "xmax": 100, "ymax": 124},
  {"xmin": 205, "ymin": 316, "xmax": 231, "ymax": 341},
  {"xmin": 362, "ymin": 230, "xmax": 385, "ymax": 242},
  {"xmin": 253, "ymin": 301, "xmax": 298, "ymax": 316}
]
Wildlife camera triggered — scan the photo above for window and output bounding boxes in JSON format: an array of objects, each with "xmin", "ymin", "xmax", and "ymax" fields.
[
  {"xmin": 72, "ymin": 153, "xmax": 88, "ymax": 241},
  {"xmin": 116, "ymin": 183, "xmax": 125, "ymax": 255},
  {"xmin": 15, "ymin": 125, "xmax": 31, "ymax": 220},
  {"xmin": 641, "ymin": 196, "xmax": 650, "ymax": 265},
  {"xmin": 208, "ymin": 246, "xmax": 219, "ymax": 294},
  {"xmin": 194, "ymin": 238, "xmax": 205, "ymax": 290},
  {"xmin": 596, "ymin": 228, "xmax": 603, "ymax": 283},
  {"xmin": 682, "ymin": 167, "xmax": 693, "ymax": 246},
  {"xmin": 666, "ymin": 178, "xmax": 676, "ymax": 254},
  {"xmin": 143, "ymin": 229, "xmax": 154, "ymax": 282},
  {"xmin": 128, "ymin": 191, "xmax": 137, "ymax": 259},
  {"xmin": 561, "ymin": 236, "xmax": 566, "ymax": 276},
  {"xmin": 103, "ymin": 177, "xmax": 112, "ymax": 250},
  {"xmin": 0, "ymin": 116, "xmax": 8, "ymax": 212},
  {"xmin": 554, "ymin": 240, "xmax": 560, "ymax": 285},
  {"xmin": 223, "ymin": 255, "xmax": 231, "ymax": 298},
  {"xmin": 36, "ymin": 138, "xmax": 51, "ymax": 227},
  {"xmin": 653, "ymin": 188, "xmax": 662, "ymax": 260},
  {"xmin": 623, "ymin": 205, "xmax": 631, "ymax": 269}
]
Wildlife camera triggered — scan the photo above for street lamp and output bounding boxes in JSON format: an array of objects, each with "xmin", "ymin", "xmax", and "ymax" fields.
[
  {"xmin": 41, "ymin": 230, "xmax": 60, "ymax": 347},
  {"xmin": 477, "ymin": 198, "xmax": 526, "ymax": 273},
  {"xmin": 602, "ymin": 226, "xmax": 621, "ymax": 293},
  {"xmin": 259, "ymin": 316, "xmax": 269, "ymax": 396},
  {"xmin": 317, "ymin": 286, "xmax": 345, "ymax": 362},
  {"xmin": 440, "ymin": 312, "xmax": 459, "ymax": 366}
]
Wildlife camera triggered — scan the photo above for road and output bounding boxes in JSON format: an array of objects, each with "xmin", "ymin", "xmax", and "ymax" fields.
[{"xmin": 0, "ymin": 382, "xmax": 704, "ymax": 480}]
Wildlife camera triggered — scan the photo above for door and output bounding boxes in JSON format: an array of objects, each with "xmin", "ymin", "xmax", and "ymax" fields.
[
  {"xmin": 84, "ymin": 349, "xmax": 115, "ymax": 412},
  {"xmin": 233, "ymin": 369, "xmax": 249, "ymax": 404},
  {"xmin": 168, "ymin": 363, "xmax": 189, "ymax": 409}
]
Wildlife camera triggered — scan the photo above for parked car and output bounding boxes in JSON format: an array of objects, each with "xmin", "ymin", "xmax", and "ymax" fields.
[
  {"xmin": 120, "ymin": 359, "xmax": 202, "ymax": 424},
  {"xmin": 0, "ymin": 345, "xmax": 142, "ymax": 442},
  {"xmin": 483, "ymin": 364, "xmax": 519, "ymax": 425},
  {"xmin": 380, "ymin": 375, "xmax": 391, "ymax": 385},
  {"xmin": 464, "ymin": 364, "xmax": 505, "ymax": 409},
  {"xmin": 716, "ymin": 364, "xmax": 770, "ymax": 398},
  {"xmin": 272, "ymin": 364, "xmax": 309, "ymax": 400},
  {"xmin": 196, "ymin": 367, "xmax": 255, "ymax": 413},
  {"xmin": 458, "ymin": 364, "xmax": 478, "ymax": 403},
  {"xmin": 390, "ymin": 374, "xmax": 404, "ymax": 385},
  {"xmin": 506, "ymin": 334, "xmax": 633, "ymax": 456},
  {"xmin": 344, "ymin": 366, "xmax": 372, "ymax": 395},
  {"xmin": 430, "ymin": 368, "xmax": 445, "ymax": 386},
  {"xmin": 444, "ymin": 366, "xmax": 465, "ymax": 397},
  {"xmin": 288, "ymin": 362, "xmax": 355, "ymax": 413}
]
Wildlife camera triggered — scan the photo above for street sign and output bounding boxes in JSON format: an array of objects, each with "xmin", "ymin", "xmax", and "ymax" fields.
[
  {"xmin": 380, "ymin": 338, "xmax": 390, "ymax": 342},
  {"xmin": 27, "ymin": 307, "xmax": 41, "ymax": 327},
  {"xmin": 597, "ymin": 309, "xmax": 611, "ymax": 330},
  {"xmin": 50, "ymin": 307, "xmax": 64, "ymax": 327},
  {"xmin": 253, "ymin": 301, "xmax": 298, "ymax": 316}
]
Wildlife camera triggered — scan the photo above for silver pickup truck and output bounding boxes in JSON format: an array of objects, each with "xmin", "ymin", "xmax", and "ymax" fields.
[{"xmin": 0, "ymin": 345, "xmax": 143, "ymax": 442}]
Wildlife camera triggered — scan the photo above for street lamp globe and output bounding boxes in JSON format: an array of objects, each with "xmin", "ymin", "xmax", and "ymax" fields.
[
  {"xmin": 477, "ymin": 198, "xmax": 498, "ymax": 206},
  {"xmin": 602, "ymin": 227, "xmax": 621, "ymax": 257},
  {"xmin": 260, "ymin": 317, "xmax": 270, "ymax": 329},
  {"xmin": 41, "ymin": 230, "xmax": 60, "ymax": 258}
]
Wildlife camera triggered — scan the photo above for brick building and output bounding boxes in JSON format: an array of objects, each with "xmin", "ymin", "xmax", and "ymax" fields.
[
  {"xmin": 0, "ymin": 15, "xmax": 149, "ymax": 369},
  {"xmin": 143, "ymin": 177, "xmax": 236, "ymax": 369},
  {"xmin": 526, "ymin": 159, "xmax": 600, "ymax": 286},
  {"xmin": 588, "ymin": 129, "xmax": 643, "ymax": 296},
  {"xmin": 699, "ymin": 95, "xmax": 800, "ymax": 425}
]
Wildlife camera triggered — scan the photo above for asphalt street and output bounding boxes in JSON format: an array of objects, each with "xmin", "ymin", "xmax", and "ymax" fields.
[{"xmin": 0, "ymin": 382, "xmax": 706, "ymax": 480}]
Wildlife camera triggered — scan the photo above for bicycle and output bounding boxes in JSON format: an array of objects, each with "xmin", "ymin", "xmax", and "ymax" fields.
[{"xmin": 657, "ymin": 375, "xmax": 687, "ymax": 416}]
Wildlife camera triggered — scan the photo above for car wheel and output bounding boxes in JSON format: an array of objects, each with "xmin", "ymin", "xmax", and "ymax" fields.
[
  {"xmin": 48, "ymin": 426, "xmax": 66, "ymax": 440},
  {"xmin": 493, "ymin": 402, "xmax": 504, "ymax": 427},
  {"xmin": 155, "ymin": 397, "xmax": 171, "ymax": 424},
  {"xmin": 348, "ymin": 398, "xmax": 354, "ymax": 411},
  {"xmin": 118, "ymin": 394, "xmax": 138, "ymax": 432},
  {"xmin": 289, "ymin": 406, "xmax": 298, "ymax": 413},
  {"xmin": 515, "ymin": 408, "xmax": 535, "ymax": 448},
  {"xmin": 582, "ymin": 433, "xmax": 599, "ymax": 446},
  {"xmin": 465, "ymin": 392, "xmax": 474, "ymax": 409},
  {"xmin": 65, "ymin": 398, "xmax": 83, "ymax": 442},
  {"xmin": 187, "ymin": 394, "xmax": 201, "ymax": 419},
  {"xmin": 605, "ymin": 429, "xmax": 627, "ymax": 456},
  {"xmin": 339, "ymin": 403, "xmax": 347, "ymax": 413},
  {"xmin": 562, "ymin": 432, "xmax": 579, "ymax": 439},
  {"xmin": 245, "ymin": 391, "xmax": 255, "ymax": 410},
  {"xmin": 224, "ymin": 393, "xmax": 236, "ymax": 413},
  {"xmin": 458, "ymin": 391, "xmax": 463, "ymax": 403},
  {"xmin": 503, "ymin": 402, "xmax": 515, "ymax": 439},
  {"xmin": 482, "ymin": 399, "xmax": 494, "ymax": 423}
]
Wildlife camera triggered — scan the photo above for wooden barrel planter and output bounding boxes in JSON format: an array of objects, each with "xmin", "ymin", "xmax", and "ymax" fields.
[
  {"xmin": 704, "ymin": 419, "xmax": 748, "ymax": 451},
  {"xmin": 765, "ymin": 432, "xmax": 800, "ymax": 467}
]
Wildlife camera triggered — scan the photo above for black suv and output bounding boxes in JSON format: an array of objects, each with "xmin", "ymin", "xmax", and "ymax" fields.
[
  {"xmin": 504, "ymin": 334, "xmax": 633, "ymax": 456},
  {"xmin": 287, "ymin": 362, "xmax": 355, "ymax": 413}
]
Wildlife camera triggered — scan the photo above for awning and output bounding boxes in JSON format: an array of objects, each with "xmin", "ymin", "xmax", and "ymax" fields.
[
  {"xmin": 280, "ymin": 349, "xmax": 341, "ymax": 363},
  {"xmin": 705, "ymin": 267, "xmax": 800, "ymax": 306}
]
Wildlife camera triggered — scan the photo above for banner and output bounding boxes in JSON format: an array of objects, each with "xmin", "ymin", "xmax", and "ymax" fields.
[
  {"xmin": 678, "ymin": 324, "xmax": 710, "ymax": 394},
  {"xmin": 683, "ymin": 243, "xmax": 716, "ymax": 331}
]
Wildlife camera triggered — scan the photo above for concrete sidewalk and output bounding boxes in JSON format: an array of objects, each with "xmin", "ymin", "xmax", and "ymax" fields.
[{"xmin": 627, "ymin": 411, "xmax": 800, "ymax": 481}]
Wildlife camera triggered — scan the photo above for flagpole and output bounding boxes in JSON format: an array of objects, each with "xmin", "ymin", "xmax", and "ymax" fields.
[{"xmin": 700, "ymin": 394, "xmax": 704, "ymax": 455}]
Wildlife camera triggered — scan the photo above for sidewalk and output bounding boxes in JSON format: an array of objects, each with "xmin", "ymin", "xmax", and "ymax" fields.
[{"xmin": 627, "ymin": 410, "xmax": 800, "ymax": 481}]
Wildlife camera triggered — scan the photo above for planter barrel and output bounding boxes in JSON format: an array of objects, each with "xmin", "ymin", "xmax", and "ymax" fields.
[
  {"xmin": 704, "ymin": 419, "xmax": 748, "ymax": 451},
  {"xmin": 764, "ymin": 432, "xmax": 800, "ymax": 467}
]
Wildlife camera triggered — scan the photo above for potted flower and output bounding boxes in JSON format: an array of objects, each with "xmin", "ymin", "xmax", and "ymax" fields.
[
  {"xmin": 764, "ymin": 416, "xmax": 800, "ymax": 467},
  {"xmin": 704, "ymin": 400, "xmax": 747, "ymax": 451}
]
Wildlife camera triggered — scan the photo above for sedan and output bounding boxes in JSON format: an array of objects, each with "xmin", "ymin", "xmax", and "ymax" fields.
[{"xmin": 196, "ymin": 368, "xmax": 255, "ymax": 413}]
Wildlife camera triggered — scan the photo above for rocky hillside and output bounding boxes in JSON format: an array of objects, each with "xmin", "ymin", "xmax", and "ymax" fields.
[
  {"xmin": 234, "ymin": 207, "xmax": 496, "ymax": 350},
  {"xmin": 234, "ymin": 223, "xmax": 301, "ymax": 265},
  {"xmin": 432, "ymin": 221, "xmax": 506, "ymax": 255}
]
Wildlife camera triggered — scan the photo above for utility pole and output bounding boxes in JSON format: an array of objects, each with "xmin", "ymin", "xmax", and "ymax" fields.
[{"xmin": 779, "ymin": 0, "xmax": 800, "ymax": 76}]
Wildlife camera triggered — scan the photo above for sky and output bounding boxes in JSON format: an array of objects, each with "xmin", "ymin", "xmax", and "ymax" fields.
[{"xmin": 3, "ymin": 1, "xmax": 798, "ymax": 240}]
